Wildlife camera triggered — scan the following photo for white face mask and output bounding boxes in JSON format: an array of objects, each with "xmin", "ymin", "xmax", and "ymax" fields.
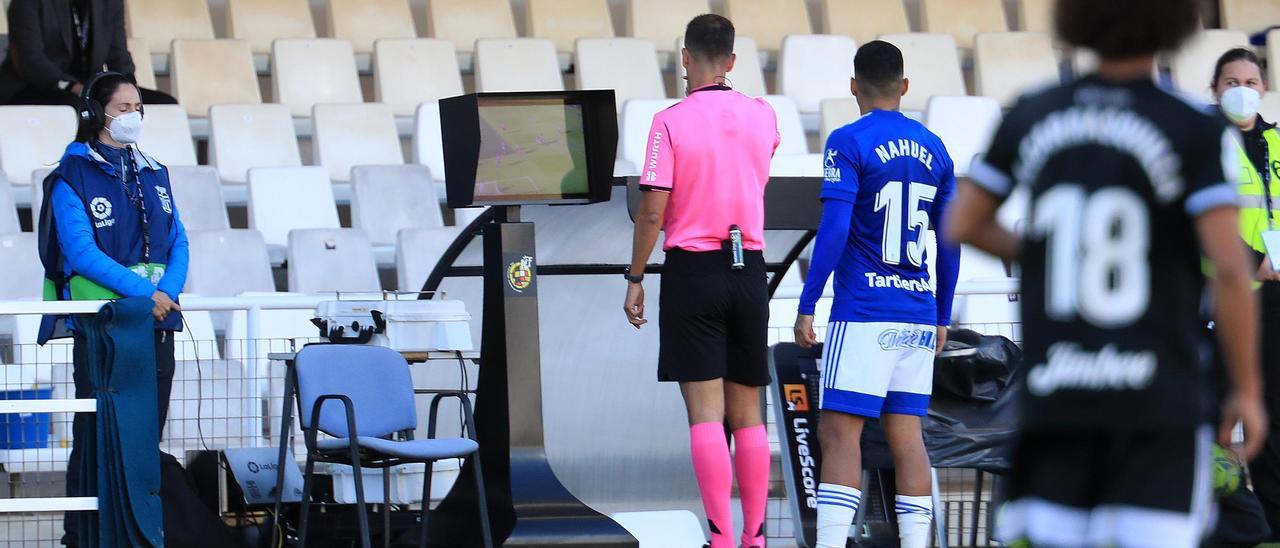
[
  {"xmin": 105, "ymin": 111, "xmax": 144, "ymax": 144},
  {"xmin": 1220, "ymin": 86, "xmax": 1261, "ymax": 124}
]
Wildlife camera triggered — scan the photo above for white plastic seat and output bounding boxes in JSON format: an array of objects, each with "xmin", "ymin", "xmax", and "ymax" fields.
[
  {"xmin": 326, "ymin": 0, "xmax": 417, "ymax": 54},
  {"xmin": 879, "ymin": 33, "xmax": 967, "ymax": 112},
  {"xmin": 526, "ymin": 0, "xmax": 615, "ymax": 54},
  {"xmin": 426, "ymin": 0, "xmax": 518, "ymax": 55},
  {"xmin": 923, "ymin": 96, "xmax": 1002, "ymax": 177},
  {"xmin": 0, "ymin": 233, "xmax": 42, "ymax": 299},
  {"xmin": 676, "ymin": 36, "xmax": 768, "ymax": 98},
  {"xmin": 1169, "ymin": 30, "xmax": 1252, "ymax": 104},
  {"xmin": 287, "ymin": 229, "xmax": 381, "ymax": 294},
  {"xmin": 247, "ymin": 167, "xmax": 340, "ymax": 252},
  {"xmin": 618, "ymin": 99, "xmax": 681, "ymax": 171},
  {"xmin": 763, "ymin": 95, "xmax": 810, "ymax": 156},
  {"xmin": 821, "ymin": 0, "xmax": 909, "ymax": 42},
  {"xmin": 0, "ymin": 2, "xmax": 7, "ymax": 35},
  {"xmin": 183, "ymin": 229, "xmax": 276, "ymax": 297},
  {"xmin": 1269, "ymin": 29, "xmax": 1280, "ymax": 93},
  {"xmin": 973, "ymin": 32, "xmax": 1059, "ymax": 107},
  {"xmin": 1260, "ymin": 92, "xmax": 1280, "ymax": 124},
  {"xmin": 575, "ymin": 39, "xmax": 666, "ymax": 111},
  {"xmin": 1220, "ymin": 0, "xmax": 1280, "ymax": 35},
  {"xmin": 819, "ymin": 97, "xmax": 861, "ymax": 144},
  {"xmin": 351, "ymin": 165, "xmax": 445, "ymax": 246},
  {"xmin": 920, "ymin": 0, "xmax": 1008, "ymax": 49},
  {"xmin": 1017, "ymin": 0, "xmax": 1053, "ymax": 34},
  {"xmin": 125, "ymin": 0, "xmax": 215, "ymax": 56},
  {"xmin": 225, "ymin": 0, "xmax": 317, "ymax": 54},
  {"xmin": 272, "ymin": 39, "xmax": 364, "ymax": 118},
  {"xmin": 312, "ymin": 103, "xmax": 404, "ymax": 183},
  {"xmin": 127, "ymin": 39, "xmax": 158, "ymax": 90},
  {"xmin": 0, "ymin": 174, "xmax": 18, "ymax": 233},
  {"xmin": 137, "ymin": 105, "xmax": 197, "ymax": 166},
  {"xmin": 30, "ymin": 169, "xmax": 53, "ymax": 219},
  {"xmin": 168, "ymin": 166, "xmax": 230, "ymax": 231},
  {"xmin": 0, "ymin": 106, "xmax": 76, "ymax": 186},
  {"xmin": 373, "ymin": 39, "xmax": 464, "ymax": 117},
  {"xmin": 412, "ymin": 101, "xmax": 449, "ymax": 200},
  {"xmin": 208, "ymin": 104, "xmax": 301, "ymax": 185},
  {"xmin": 626, "ymin": 0, "xmax": 711, "ymax": 54},
  {"xmin": 396, "ymin": 226, "xmax": 463, "ymax": 293},
  {"xmin": 474, "ymin": 39, "xmax": 564, "ymax": 92},
  {"xmin": 170, "ymin": 39, "xmax": 262, "ymax": 118},
  {"xmin": 723, "ymin": 0, "xmax": 813, "ymax": 53},
  {"xmin": 778, "ymin": 34, "xmax": 857, "ymax": 114}
]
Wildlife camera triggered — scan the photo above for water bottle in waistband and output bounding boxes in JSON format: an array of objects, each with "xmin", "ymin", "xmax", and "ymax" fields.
[{"xmin": 729, "ymin": 225, "xmax": 745, "ymax": 270}]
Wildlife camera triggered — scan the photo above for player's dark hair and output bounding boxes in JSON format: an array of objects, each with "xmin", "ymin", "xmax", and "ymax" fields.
[
  {"xmin": 1211, "ymin": 48, "xmax": 1265, "ymax": 88},
  {"xmin": 685, "ymin": 14, "xmax": 734, "ymax": 62},
  {"xmin": 853, "ymin": 40, "xmax": 904, "ymax": 99},
  {"xmin": 1055, "ymin": 0, "xmax": 1200, "ymax": 59}
]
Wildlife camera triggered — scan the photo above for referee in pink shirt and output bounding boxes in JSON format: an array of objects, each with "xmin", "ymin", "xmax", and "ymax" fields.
[{"xmin": 623, "ymin": 14, "xmax": 780, "ymax": 548}]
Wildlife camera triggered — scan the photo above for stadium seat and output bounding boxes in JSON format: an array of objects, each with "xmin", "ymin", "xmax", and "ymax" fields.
[
  {"xmin": 474, "ymin": 39, "xmax": 564, "ymax": 92},
  {"xmin": 526, "ymin": 0, "xmax": 615, "ymax": 54},
  {"xmin": 29, "ymin": 169, "xmax": 52, "ymax": 217},
  {"xmin": 0, "ymin": 106, "xmax": 76, "ymax": 186},
  {"xmin": 351, "ymin": 165, "xmax": 445, "ymax": 246},
  {"xmin": 617, "ymin": 98, "xmax": 681, "ymax": 173},
  {"xmin": 879, "ymin": 33, "xmax": 967, "ymax": 112},
  {"xmin": 1220, "ymin": 0, "xmax": 1280, "ymax": 35},
  {"xmin": 1016, "ymin": 0, "xmax": 1054, "ymax": 34},
  {"xmin": 326, "ymin": 0, "xmax": 417, "ymax": 54},
  {"xmin": 778, "ymin": 35, "xmax": 857, "ymax": 114},
  {"xmin": 426, "ymin": 0, "xmax": 518, "ymax": 56},
  {"xmin": 225, "ymin": 0, "xmax": 317, "ymax": 54},
  {"xmin": 170, "ymin": 39, "xmax": 262, "ymax": 118},
  {"xmin": 676, "ymin": 36, "xmax": 768, "ymax": 98},
  {"xmin": 374, "ymin": 39, "xmax": 465, "ymax": 117},
  {"xmin": 1169, "ymin": 30, "xmax": 1251, "ymax": 104},
  {"xmin": 247, "ymin": 166, "xmax": 341, "ymax": 253},
  {"xmin": 412, "ymin": 101, "xmax": 449, "ymax": 200},
  {"xmin": 167, "ymin": 166, "xmax": 230, "ymax": 231},
  {"xmin": 920, "ymin": 0, "xmax": 1008, "ymax": 49},
  {"xmin": 922, "ymin": 95, "xmax": 1002, "ymax": 176},
  {"xmin": 137, "ymin": 105, "xmax": 197, "ymax": 166},
  {"xmin": 312, "ymin": 103, "xmax": 404, "ymax": 184},
  {"xmin": 575, "ymin": 39, "xmax": 666, "ymax": 111},
  {"xmin": 723, "ymin": 0, "xmax": 813, "ymax": 53},
  {"xmin": 763, "ymin": 95, "xmax": 810, "ymax": 155},
  {"xmin": 1261, "ymin": 92, "xmax": 1280, "ymax": 124},
  {"xmin": 1270, "ymin": 29, "xmax": 1280, "ymax": 91},
  {"xmin": 0, "ymin": 2, "xmax": 7, "ymax": 35},
  {"xmin": 973, "ymin": 32, "xmax": 1059, "ymax": 107},
  {"xmin": 0, "ymin": 175, "xmax": 18, "ymax": 234},
  {"xmin": 287, "ymin": 229, "xmax": 381, "ymax": 293},
  {"xmin": 184, "ymin": 229, "xmax": 276, "ymax": 296},
  {"xmin": 272, "ymin": 39, "xmax": 364, "ymax": 118},
  {"xmin": 0, "ymin": 233, "xmax": 42, "ymax": 299},
  {"xmin": 819, "ymin": 97, "xmax": 860, "ymax": 144},
  {"xmin": 820, "ymin": 0, "xmax": 909, "ymax": 42},
  {"xmin": 125, "ymin": 0, "xmax": 215, "ymax": 57},
  {"xmin": 1072, "ymin": 48, "xmax": 1160, "ymax": 80},
  {"xmin": 127, "ymin": 39, "xmax": 158, "ymax": 90},
  {"xmin": 208, "ymin": 104, "xmax": 302, "ymax": 185},
  {"xmin": 626, "ymin": 0, "xmax": 710, "ymax": 54},
  {"xmin": 396, "ymin": 226, "xmax": 463, "ymax": 292}
]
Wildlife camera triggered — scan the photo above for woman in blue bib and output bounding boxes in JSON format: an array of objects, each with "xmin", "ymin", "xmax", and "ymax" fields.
[{"xmin": 37, "ymin": 71, "xmax": 189, "ymax": 546}]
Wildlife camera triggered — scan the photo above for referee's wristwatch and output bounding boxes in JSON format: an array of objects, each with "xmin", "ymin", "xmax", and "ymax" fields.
[{"xmin": 623, "ymin": 271, "xmax": 644, "ymax": 284}]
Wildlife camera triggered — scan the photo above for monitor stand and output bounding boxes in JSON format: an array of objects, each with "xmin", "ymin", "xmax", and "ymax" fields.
[{"xmin": 428, "ymin": 206, "xmax": 637, "ymax": 546}]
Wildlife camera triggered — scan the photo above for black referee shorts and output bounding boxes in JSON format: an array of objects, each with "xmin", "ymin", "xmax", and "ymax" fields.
[{"xmin": 658, "ymin": 248, "xmax": 771, "ymax": 387}]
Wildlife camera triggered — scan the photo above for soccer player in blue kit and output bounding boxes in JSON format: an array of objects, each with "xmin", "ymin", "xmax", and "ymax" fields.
[{"xmin": 794, "ymin": 40, "xmax": 960, "ymax": 548}]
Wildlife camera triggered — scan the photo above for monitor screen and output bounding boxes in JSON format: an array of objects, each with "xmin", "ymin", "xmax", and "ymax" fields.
[{"xmin": 473, "ymin": 97, "xmax": 590, "ymax": 204}]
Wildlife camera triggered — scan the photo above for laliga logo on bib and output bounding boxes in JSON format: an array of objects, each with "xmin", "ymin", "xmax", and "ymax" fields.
[
  {"xmin": 824, "ymin": 149, "xmax": 841, "ymax": 181},
  {"xmin": 155, "ymin": 186, "xmax": 172, "ymax": 214},
  {"xmin": 90, "ymin": 197, "xmax": 112, "ymax": 220}
]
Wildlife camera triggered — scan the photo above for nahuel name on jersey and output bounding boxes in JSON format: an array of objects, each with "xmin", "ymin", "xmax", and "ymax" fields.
[
  {"xmin": 873, "ymin": 139, "xmax": 934, "ymax": 170},
  {"xmin": 865, "ymin": 272, "xmax": 930, "ymax": 292},
  {"xmin": 1026, "ymin": 342, "xmax": 1157, "ymax": 396}
]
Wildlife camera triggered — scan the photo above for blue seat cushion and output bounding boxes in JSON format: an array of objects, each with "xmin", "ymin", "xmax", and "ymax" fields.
[{"xmin": 316, "ymin": 436, "xmax": 479, "ymax": 460}]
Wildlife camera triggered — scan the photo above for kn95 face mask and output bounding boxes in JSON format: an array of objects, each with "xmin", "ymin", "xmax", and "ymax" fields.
[
  {"xmin": 1220, "ymin": 86, "xmax": 1261, "ymax": 124},
  {"xmin": 105, "ymin": 111, "xmax": 144, "ymax": 144}
]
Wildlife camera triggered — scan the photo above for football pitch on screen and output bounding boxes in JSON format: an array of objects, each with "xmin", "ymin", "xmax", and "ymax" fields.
[{"xmin": 475, "ymin": 103, "xmax": 589, "ymax": 198}]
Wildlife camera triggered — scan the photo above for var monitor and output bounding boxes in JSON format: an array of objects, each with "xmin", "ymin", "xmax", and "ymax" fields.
[{"xmin": 440, "ymin": 91, "xmax": 618, "ymax": 208}]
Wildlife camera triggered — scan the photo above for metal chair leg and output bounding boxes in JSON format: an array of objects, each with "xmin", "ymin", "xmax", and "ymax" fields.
[
  {"xmin": 851, "ymin": 470, "xmax": 871, "ymax": 544},
  {"xmin": 384, "ymin": 465, "xmax": 393, "ymax": 548},
  {"xmin": 418, "ymin": 460, "xmax": 435, "ymax": 548},
  {"xmin": 471, "ymin": 452, "xmax": 494, "ymax": 548},
  {"xmin": 351, "ymin": 451, "xmax": 373, "ymax": 548},
  {"xmin": 297, "ymin": 454, "xmax": 318, "ymax": 548}
]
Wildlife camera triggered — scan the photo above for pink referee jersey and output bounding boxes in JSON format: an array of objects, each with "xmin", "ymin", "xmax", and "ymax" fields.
[{"xmin": 639, "ymin": 85, "xmax": 780, "ymax": 252}]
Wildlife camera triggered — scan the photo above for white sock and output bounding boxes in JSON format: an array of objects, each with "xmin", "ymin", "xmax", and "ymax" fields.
[
  {"xmin": 896, "ymin": 494, "xmax": 933, "ymax": 548},
  {"xmin": 815, "ymin": 482, "xmax": 860, "ymax": 548}
]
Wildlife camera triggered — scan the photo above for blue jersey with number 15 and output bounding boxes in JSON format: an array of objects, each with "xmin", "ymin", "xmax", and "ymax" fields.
[{"xmin": 813, "ymin": 109, "xmax": 958, "ymax": 325}]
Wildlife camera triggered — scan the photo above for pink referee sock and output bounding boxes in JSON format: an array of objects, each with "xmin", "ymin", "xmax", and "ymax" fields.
[
  {"xmin": 734, "ymin": 425, "xmax": 770, "ymax": 547},
  {"xmin": 690, "ymin": 422, "xmax": 734, "ymax": 547}
]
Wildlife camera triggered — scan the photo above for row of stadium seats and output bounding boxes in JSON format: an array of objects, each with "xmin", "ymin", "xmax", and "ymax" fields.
[{"xmin": 113, "ymin": 0, "xmax": 1280, "ymax": 60}]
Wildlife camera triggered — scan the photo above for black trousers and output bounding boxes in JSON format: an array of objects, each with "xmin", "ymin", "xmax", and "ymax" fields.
[
  {"xmin": 1250, "ymin": 282, "xmax": 1280, "ymax": 541},
  {"xmin": 61, "ymin": 330, "xmax": 175, "ymax": 546},
  {"xmin": 5, "ymin": 85, "xmax": 177, "ymax": 107}
]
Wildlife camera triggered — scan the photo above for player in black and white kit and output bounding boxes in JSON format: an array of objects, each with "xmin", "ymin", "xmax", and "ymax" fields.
[{"xmin": 946, "ymin": 0, "xmax": 1267, "ymax": 545}]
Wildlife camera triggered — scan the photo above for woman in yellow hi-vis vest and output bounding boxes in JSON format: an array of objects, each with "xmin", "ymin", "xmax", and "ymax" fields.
[{"xmin": 1214, "ymin": 47, "xmax": 1280, "ymax": 540}]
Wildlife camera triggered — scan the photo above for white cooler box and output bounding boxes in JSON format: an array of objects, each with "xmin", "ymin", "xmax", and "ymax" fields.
[
  {"xmin": 314, "ymin": 296, "xmax": 473, "ymax": 352},
  {"xmin": 321, "ymin": 459, "xmax": 462, "ymax": 504}
]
